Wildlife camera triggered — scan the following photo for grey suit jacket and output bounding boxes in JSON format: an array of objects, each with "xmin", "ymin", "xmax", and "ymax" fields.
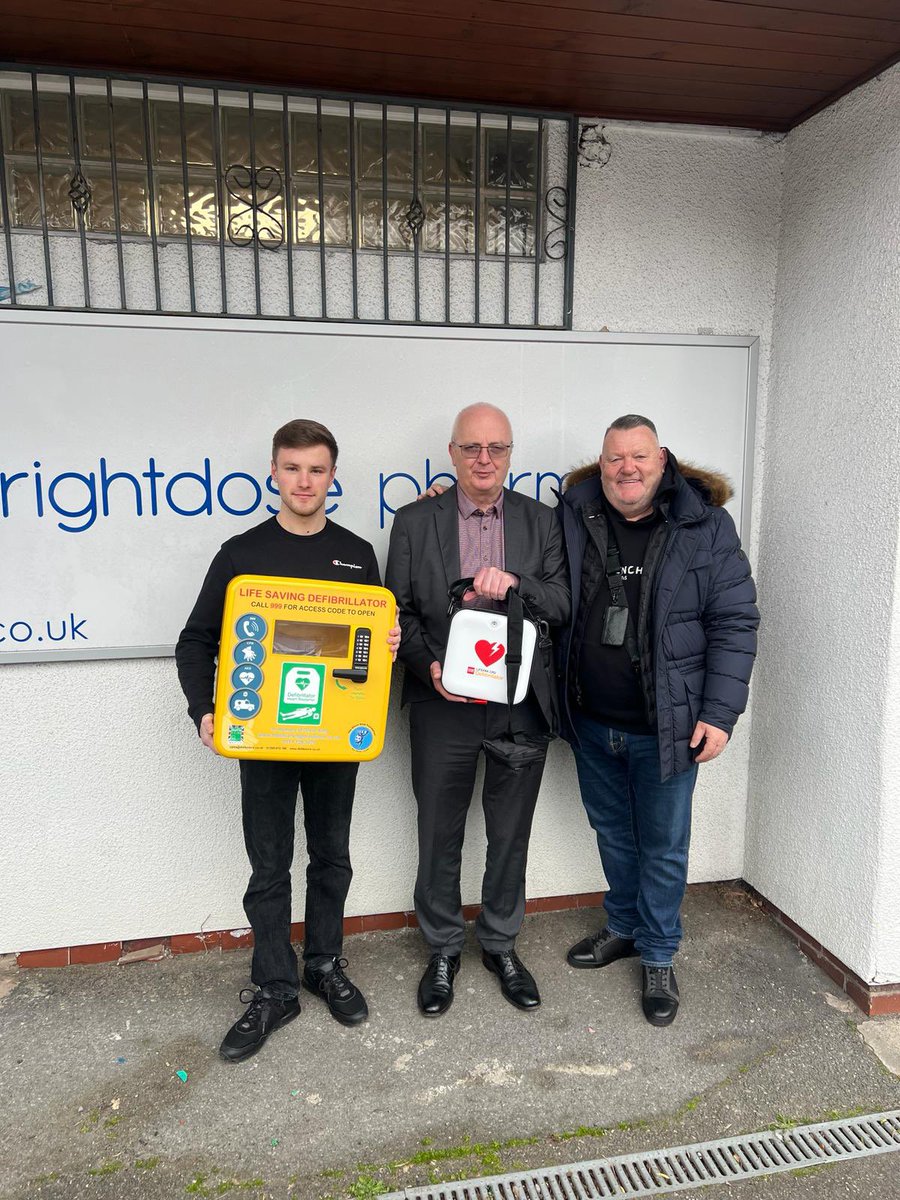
[{"xmin": 385, "ymin": 484, "xmax": 570, "ymax": 727}]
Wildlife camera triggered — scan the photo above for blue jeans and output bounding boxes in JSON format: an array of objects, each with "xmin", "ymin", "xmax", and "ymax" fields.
[{"xmin": 571, "ymin": 713, "xmax": 697, "ymax": 966}]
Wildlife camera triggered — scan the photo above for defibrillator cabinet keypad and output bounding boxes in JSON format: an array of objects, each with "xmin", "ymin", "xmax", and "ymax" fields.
[{"xmin": 333, "ymin": 627, "xmax": 370, "ymax": 683}]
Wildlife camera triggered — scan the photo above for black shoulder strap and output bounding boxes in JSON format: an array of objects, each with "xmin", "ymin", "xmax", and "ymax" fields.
[
  {"xmin": 604, "ymin": 527, "xmax": 641, "ymax": 674},
  {"xmin": 503, "ymin": 587, "xmax": 552, "ymax": 735},
  {"xmin": 446, "ymin": 578, "xmax": 550, "ymax": 732}
]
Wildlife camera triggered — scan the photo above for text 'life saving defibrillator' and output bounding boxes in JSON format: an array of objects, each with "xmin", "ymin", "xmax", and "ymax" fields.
[{"xmin": 213, "ymin": 575, "xmax": 396, "ymax": 761}]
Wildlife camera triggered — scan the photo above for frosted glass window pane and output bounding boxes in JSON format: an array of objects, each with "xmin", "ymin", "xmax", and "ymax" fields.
[
  {"xmin": 290, "ymin": 114, "xmax": 349, "ymax": 177},
  {"xmin": 223, "ymin": 108, "xmax": 284, "ymax": 169},
  {"xmin": 9, "ymin": 165, "xmax": 74, "ymax": 229},
  {"xmin": 357, "ymin": 121, "xmax": 413, "ymax": 182},
  {"xmin": 154, "ymin": 103, "xmax": 214, "ymax": 166},
  {"xmin": 6, "ymin": 93, "xmax": 71, "ymax": 157},
  {"xmin": 423, "ymin": 127, "xmax": 475, "ymax": 185},
  {"xmin": 84, "ymin": 170, "xmax": 148, "ymax": 234},
  {"xmin": 359, "ymin": 192, "xmax": 414, "ymax": 250},
  {"xmin": 80, "ymin": 97, "xmax": 146, "ymax": 162},
  {"xmin": 484, "ymin": 199, "xmax": 535, "ymax": 257},
  {"xmin": 157, "ymin": 174, "xmax": 218, "ymax": 237},
  {"xmin": 485, "ymin": 129, "xmax": 537, "ymax": 190},
  {"xmin": 292, "ymin": 186, "xmax": 349, "ymax": 245},
  {"xmin": 422, "ymin": 193, "xmax": 475, "ymax": 253}
]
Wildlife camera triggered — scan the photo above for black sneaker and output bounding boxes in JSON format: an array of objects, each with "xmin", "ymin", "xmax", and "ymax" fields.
[
  {"xmin": 302, "ymin": 957, "xmax": 369, "ymax": 1026},
  {"xmin": 641, "ymin": 965, "xmax": 680, "ymax": 1026},
  {"xmin": 219, "ymin": 988, "xmax": 301, "ymax": 1062}
]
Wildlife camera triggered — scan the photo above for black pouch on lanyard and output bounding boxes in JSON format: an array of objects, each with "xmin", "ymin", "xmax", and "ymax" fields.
[
  {"xmin": 601, "ymin": 530, "xmax": 641, "ymax": 674},
  {"xmin": 601, "ymin": 604, "xmax": 629, "ymax": 646}
]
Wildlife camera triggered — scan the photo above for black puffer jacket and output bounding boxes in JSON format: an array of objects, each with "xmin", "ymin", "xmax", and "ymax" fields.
[{"xmin": 556, "ymin": 455, "xmax": 759, "ymax": 781}]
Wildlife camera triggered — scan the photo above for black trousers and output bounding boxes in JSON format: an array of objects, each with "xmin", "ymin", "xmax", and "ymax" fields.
[
  {"xmin": 239, "ymin": 759, "xmax": 358, "ymax": 999},
  {"xmin": 409, "ymin": 698, "xmax": 547, "ymax": 955}
]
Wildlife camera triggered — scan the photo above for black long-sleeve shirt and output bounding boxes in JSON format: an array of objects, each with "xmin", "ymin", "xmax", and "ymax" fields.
[{"xmin": 175, "ymin": 516, "xmax": 381, "ymax": 730}]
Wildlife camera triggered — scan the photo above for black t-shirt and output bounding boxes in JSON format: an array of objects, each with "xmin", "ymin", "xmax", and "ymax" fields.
[
  {"xmin": 577, "ymin": 502, "xmax": 659, "ymax": 735},
  {"xmin": 175, "ymin": 516, "xmax": 381, "ymax": 729}
]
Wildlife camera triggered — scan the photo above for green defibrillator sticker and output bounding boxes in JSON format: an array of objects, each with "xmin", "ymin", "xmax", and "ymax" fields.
[{"xmin": 278, "ymin": 662, "xmax": 325, "ymax": 725}]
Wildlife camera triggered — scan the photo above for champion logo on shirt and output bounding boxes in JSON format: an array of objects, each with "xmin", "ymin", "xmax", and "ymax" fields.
[{"xmin": 333, "ymin": 559, "xmax": 363, "ymax": 570}]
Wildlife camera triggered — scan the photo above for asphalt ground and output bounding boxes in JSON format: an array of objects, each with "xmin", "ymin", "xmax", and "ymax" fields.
[{"xmin": 1, "ymin": 884, "xmax": 899, "ymax": 1200}]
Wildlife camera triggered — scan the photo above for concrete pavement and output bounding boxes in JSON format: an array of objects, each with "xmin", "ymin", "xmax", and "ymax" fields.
[{"xmin": 1, "ymin": 884, "xmax": 899, "ymax": 1199}]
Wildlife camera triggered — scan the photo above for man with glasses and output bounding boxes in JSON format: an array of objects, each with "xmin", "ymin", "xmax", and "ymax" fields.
[{"xmin": 386, "ymin": 404, "xmax": 569, "ymax": 1017}]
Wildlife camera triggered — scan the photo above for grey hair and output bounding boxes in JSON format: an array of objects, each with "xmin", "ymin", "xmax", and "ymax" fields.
[{"xmin": 604, "ymin": 414, "xmax": 658, "ymax": 439}]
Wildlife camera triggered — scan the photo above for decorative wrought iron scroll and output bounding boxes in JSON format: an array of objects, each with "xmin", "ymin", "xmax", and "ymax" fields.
[
  {"xmin": 543, "ymin": 186, "xmax": 569, "ymax": 261},
  {"xmin": 0, "ymin": 67, "xmax": 579, "ymax": 327},
  {"xmin": 68, "ymin": 171, "xmax": 91, "ymax": 215},
  {"xmin": 404, "ymin": 196, "xmax": 425, "ymax": 240},
  {"xmin": 225, "ymin": 164, "xmax": 285, "ymax": 250}
]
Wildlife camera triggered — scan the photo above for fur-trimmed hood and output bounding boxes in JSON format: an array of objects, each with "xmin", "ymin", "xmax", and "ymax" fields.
[{"xmin": 563, "ymin": 453, "xmax": 733, "ymax": 508}]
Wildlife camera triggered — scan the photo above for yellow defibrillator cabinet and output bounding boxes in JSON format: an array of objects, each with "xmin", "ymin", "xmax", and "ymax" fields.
[{"xmin": 213, "ymin": 575, "xmax": 396, "ymax": 762}]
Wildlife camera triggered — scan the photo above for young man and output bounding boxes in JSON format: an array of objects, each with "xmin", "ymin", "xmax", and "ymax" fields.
[{"xmin": 176, "ymin": 419, "xmax": 399, "ymax": 1062}]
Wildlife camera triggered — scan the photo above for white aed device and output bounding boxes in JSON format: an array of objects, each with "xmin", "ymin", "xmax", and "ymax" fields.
[{"xmin": 441, "ymin": 607, "xmax": 537, "ymax": 705}]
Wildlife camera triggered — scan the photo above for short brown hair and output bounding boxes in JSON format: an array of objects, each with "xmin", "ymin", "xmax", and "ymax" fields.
[
  {"xmin": 271, "ymin": 419, "xmax": 338, "ymax": 466},
  {"xmin": 604, "ymin": 414, "xmax": 658, "ymax": 439}
]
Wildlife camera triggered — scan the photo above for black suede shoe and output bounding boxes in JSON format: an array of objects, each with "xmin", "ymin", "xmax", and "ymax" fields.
[
  {"xmin": 482, "ymin": 950, "xmax": 541, "ymax": 1010},
  {"xmin": 302, "ymin": 957, "xmax": 368, "ymax": 1026},
  {"xmin": 567, "ymin": 927, "xmax": 639, "ymax": 969},
  {"xmin": 641, "ymin": 965, "xmax": 680, "ymax": 1026},
  {"xmin": 417, "ymin": 953, "xmax": 461, "ymax": 1017},
  {"xmin": 219, "ymin": 988, "xmax": 301, "ymax": 1062}
]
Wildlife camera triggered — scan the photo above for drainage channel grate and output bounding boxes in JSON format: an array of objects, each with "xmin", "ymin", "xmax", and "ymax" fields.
[{"xmin": 383, "ymin": 1110, "xmax": 900, "ymax": 1200}]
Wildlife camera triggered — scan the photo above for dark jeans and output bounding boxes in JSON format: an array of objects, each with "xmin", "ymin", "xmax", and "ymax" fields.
[
  {"xmin": 409, "ymin": 697, "xmax": 547, "ymax": 955},
  {"xmin": 239, "ymin": 758, "xmax": 358, "ymax": 999},
  {"xmin": 571, "ymin": 712, "xmax": 697, "ymax": 966}
]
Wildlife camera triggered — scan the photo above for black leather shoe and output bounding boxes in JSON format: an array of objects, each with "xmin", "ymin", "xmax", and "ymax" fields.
[
  {"xmin": 417, "ymin": 953, "xmax": 461, "ymax": 1017},
  {"xmin": 302, "ymin": 957, "xmax": 368, "ymax": 1026},
  {"xmin": 641, "ymin": 965, "xmax": 680, "ymax": 1026},
  {"xmin": 482, "ymin": 950, "xmax": 541, "ymax": 1010},
  {"xmin": 567, "ymin": 927, "xmax": 639, "ymax": 969},
  {"xmin": 219, "ymin": 988, "xmax": 301, "ymax": 1062}
]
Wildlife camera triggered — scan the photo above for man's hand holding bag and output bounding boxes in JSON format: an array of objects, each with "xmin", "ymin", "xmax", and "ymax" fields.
[{"xmin": 441, "ymin": 578, "xmax": 554, "ymax": 769}]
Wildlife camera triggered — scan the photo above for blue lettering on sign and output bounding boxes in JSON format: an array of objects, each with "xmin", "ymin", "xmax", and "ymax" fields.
[
  {"xmin": 0, "ymin": 457, "xmax": 563, "ymax": 533},
  {"xmin": 0, "ymin": 614, "xmax": 88, "ymax": 644},
  {"xmin": 0, "ymin": 457, "xmax": 344, "ymax": 533}
]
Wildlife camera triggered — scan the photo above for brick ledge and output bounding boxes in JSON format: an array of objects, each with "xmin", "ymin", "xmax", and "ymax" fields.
[
  {"xmin": 15, "ymin": 881, "xmax": 900, "ymax": 1016},
  {"xmin": 740, "ymin": 882, "xmax": 900, "ymax": 1018},
  {"xmin": 14, "ymin": 890, "xmax": 606, "ymax": 972}
]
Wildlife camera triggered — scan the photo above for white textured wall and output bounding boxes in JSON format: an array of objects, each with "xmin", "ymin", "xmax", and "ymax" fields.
[
  {"xmin": 1, "ymin": 121, "xmax": 784, "ymax": 954},
  {"xmin": 744, "ymin": 64, "xmax": 900, "ymax": 984}
]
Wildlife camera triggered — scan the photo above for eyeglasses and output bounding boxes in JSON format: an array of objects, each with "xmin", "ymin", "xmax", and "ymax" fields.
[{"xmin": 452, "ymin": 442, "xmax": 513, "ymax": 461}]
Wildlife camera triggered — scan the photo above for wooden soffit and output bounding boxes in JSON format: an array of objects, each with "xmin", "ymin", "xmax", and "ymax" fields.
[{"xmin": 2, "ymin": 0, "xmax": 899, "ymax": 131}]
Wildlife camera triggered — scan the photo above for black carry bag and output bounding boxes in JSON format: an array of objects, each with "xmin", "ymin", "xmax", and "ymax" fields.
[{"xmin": 468, "ymin": 582, "xmax": 556, "ymax": 771}]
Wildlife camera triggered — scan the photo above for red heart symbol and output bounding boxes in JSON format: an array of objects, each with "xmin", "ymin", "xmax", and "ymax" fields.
[{"xmin": 475, "ymin": 639, "xmax": 505, "ymax": 666}]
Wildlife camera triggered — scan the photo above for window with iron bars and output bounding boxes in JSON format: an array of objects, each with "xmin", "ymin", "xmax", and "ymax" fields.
[{"xmin": 0, "ymin": 71, "xmax": 576, "ymax": 327}]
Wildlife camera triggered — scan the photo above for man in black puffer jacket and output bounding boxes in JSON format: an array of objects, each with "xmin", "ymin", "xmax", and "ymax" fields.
[{"xmin": 557, "ymin": 414, "xmax": 758, "ymax": 1027}]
